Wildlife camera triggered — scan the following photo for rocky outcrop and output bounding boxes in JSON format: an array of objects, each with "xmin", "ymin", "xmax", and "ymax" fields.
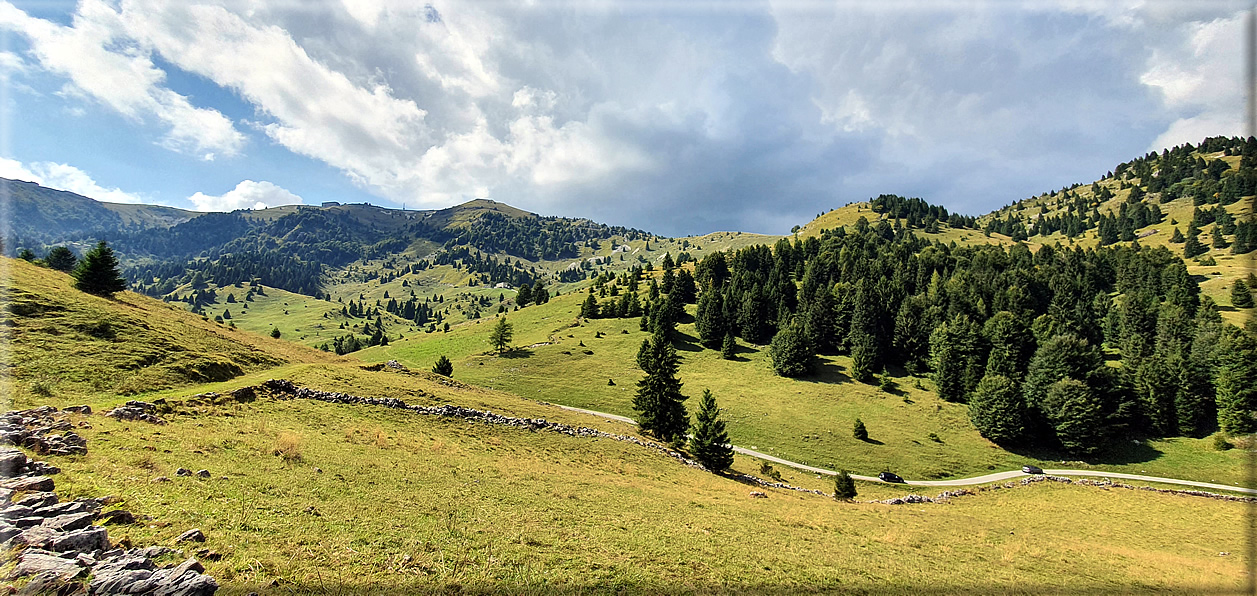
[
  {"xmin": 103, "ymin": 401, "xmax": 166, "ymax": 425},
  {"xmin": 0, "ymin": 409, "xmax": 217, "ymax": 595},
  {"xmin": 0, "ymin": 408, "xmax": 90, "ymax": 456}
]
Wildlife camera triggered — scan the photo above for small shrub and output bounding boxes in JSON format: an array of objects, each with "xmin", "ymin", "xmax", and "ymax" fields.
[
  {"xmin": 759, "ymin": 461, "xmax": 782, "ymax": 481},
  {"xmin": 1213, "ymin": 434, "xmax": 1233, "ymax": 451},
  {"xmin": 833, "ymin": 470, "xmax": 857, "ymax": 500},
  {"xmin": 273, "ymin": 432, "xmax": 303, "ymax": 463},
  {"xmin": 432, "ymin": 355, "xmax": 454, "ymax": 377},
  {"xmin": 270, "ymin": 327, "xmax": 281, "ymax": 339},
  {"xmin": 878, "ymin": 374, "xmax": 895, "ymax": 392},
  {"xmin": 853, "ymin": 418, "xmax": 869, "ymax": 442}
]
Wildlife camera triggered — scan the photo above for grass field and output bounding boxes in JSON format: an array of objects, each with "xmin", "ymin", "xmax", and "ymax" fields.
[
  {"xmin": 42, "ymin": 372, "xmax": 1247, "ymax": 594},
  {"xmin": 364, "ymin": 288, "xmax": 1250, "ymax": 488}
]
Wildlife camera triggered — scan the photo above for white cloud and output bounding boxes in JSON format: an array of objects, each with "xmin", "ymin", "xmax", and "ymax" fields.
[
  {"xmin": 0, "ymin": 0, "xmax": 245, "ymax": 159},
  {"xmin": 0, "ymin": 157, "xmax": 145, "ymax": 203},
  {"xmin": 1140, "ymin": 13, "xmax": 1246, "ymax": 151},
  {"xmin": 187, "ymin": 180, "xmax": 303, "ymax": 212}
]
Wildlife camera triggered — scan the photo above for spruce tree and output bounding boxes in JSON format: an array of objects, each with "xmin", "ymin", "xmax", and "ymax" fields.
[
  {"xmin": 580, "ymin": 292, "xmax": 600, "ymax": 319},
  {"xmin": 1043, "ymin": 378, "xmax": 1105, "ymax": 456},
  {"xmin": 432, "ymin": 355, "xmax": 454, "ymax": 376},
  {"xmin": 489, "ymin": 317, "xmax": 513, "ymax": 353},
  {"xmin": 44, "ymin": 246, "xmax": 77, "ymax": 272},
  {"xmin": 833, "ymin": 470, "xmax": 857, "ymax": 500},
  {"xmin": 689, "ymin": 389, "xmax": 733, "ymax": 471},
  {"xmin": 695, "ymin": 290, "xmax": 728, "ymax": 349},
  {"xmin": 72, "ymin": 241, "xmax": 127, "ymax": 297},
  {"xmin": 1183, "ymin": 224, "xmax": 1206, "ymax": 258},
  {"xmin": 1232, "ymin": 279, "xmax": 1254, "ymax": 308},
  {"xmin": 1169, "ymin": 227, "xmax": 1184, "ymax": 243},
  {"xmin": 516, "ymin": 283, "xmax": 532, "ymax": 307},
  {"xmin": 633, "ymin": 332, "xmax": 690, "ymax": 443},
  {"xmin": 803, "ymin": 289, "xmax": 837, "ymax": 355},
  {"xmin": 1216, "ymin": 328, "xmax": 1257, "ymax": 434},
  {"xmin": 968, "ymin": 374, "xmax": 1027, "ymax": 445},
  {"xmin": 721, "ymin": 332, "xmax": 737, "ymax": 360},
  {"xmin": 673, "ymin": 269, "xmax": 697, "ymax": 303},
  {"xmin": 769, "ymin": 317, "xmax": 813, "ymax": 377}
]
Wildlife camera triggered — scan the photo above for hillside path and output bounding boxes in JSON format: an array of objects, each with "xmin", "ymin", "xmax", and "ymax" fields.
[{"xmin": 551, "ymin": 404, "xmax": 1257, "ymax": 495}]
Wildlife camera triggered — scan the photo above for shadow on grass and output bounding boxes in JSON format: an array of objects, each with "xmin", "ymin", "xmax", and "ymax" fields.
[
  {"xmin": 858, "ymin": 437, "xmax": 885, "ymax": 446},
  {"xmin": 999, "ymin": 437, "xmax": 1164, "ymax": 466},
  {"xmin": 498, "ymin": 348, "xmax": 534, "ymax": 359},
  {"xmin": 806, "ymin": 360, "xmax": 851, "ymax": 384},
  {"xmin": 670, "ymin": 330, "xmax": 704, "ymax": 353}
]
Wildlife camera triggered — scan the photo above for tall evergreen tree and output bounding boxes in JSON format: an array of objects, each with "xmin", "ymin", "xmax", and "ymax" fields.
[
  {"xmin": 633, "ymin": 332, "xmax": 689, "ymax": 443},
  {"xmin": 803, "ymin": 288, "xmax": 837, "ymax": 355},
  {"xmin": 738, "ymin": 283, "xmax": 772, "ymax": 344},
  {"xmin": 968, "ymin": 374, "xmax": 1028, "ymax": 445},
  {"xmin": 720, "ymin": 332, "xmax": 737, "ymax": 360},
  {"xmin": 1043, "ymin": 378, "xmax": 1106, "ymax": 456},
  {"xmin": 689, "ymin": 389, "xmax": 733, "ymax": 471},
  {"xmin": 695, "ymin": 290, "xmax": 729, "ymax": 349},
  {"xmin": 673, "ymin": 269, "xmax": 698, "ymax": 304},
  {"xmin": 72, "ymin": 241, "xmax": 127, "ymax": 297},
  {"xmin": 580, "ymin": 292, "xmax": 600, "ymax": 319},
  {"xmin": 1232, "ymin": 279, "xmax": 1254, "ymax": 308},
  {"xmin": 833, "ymin": 470, "xmax": 857, "ymax": 500},
  {"xmin": 1216, "ymin": 327, "xmax": 1257, "ymax": 434},
  {"xmin": 769, "ymin": 317, "xmax": 813, "ymax": 378},
  {"xmin": 489, "ymin": 317, "xmax": 513, "ymax": 353},
  {"xmin": 45, "ymin": 246, "xmax": 77, "ymax": 272}
]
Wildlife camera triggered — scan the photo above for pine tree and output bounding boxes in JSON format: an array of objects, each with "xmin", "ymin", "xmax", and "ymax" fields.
[
  {"xmin": 852, "ymin": 418, "xmax": 869, "ymax": 441},
  {"xmin": 721, "ymin": 332, "xmax": 737, "ymax": 360},
  {"xmin": 1043, "ymin": 378, "xmax": 1105, "ymax": 456},
  {"xmin": 1216, "ymin": 328, "xmax": 1257, "ymax": 434},
  {"xmin": 72, "ymin": 241, "xmax": 127, "ymax": 297},
  {"xmin": 803, "ymin": 289, "xmax": 837, "ymax": 355},
  {"xmin": 1169, "ymin": 227, "xmax": 1185, "ymax": 243},
  {"xmin": 673, "ymin": 269, "xmax": 698, "ymax": 304},
  {"xmin": 695, "ymin": 290, "xmax": 729, "ymax": 349},
  {"xmin": 689, "ymin": 389, "xmax": 733, "ymax": 471},
  {"xmin": 516, "ymin": 283, "xmax": 532, "ymax": 307},
  {"xmin": 1232, "ymin": 279, "xmax": 1254, "ymax": 308},
  {"xmin": 968, "ymin": 374, "xmax": 1027, "ymax": 445},
  {"xmin": 833, "ymin": 470, "xmax": 857, "ymax": 500},
  {"xmin": 1183, "ymin": 223, "xmax": 1206, "ymax": 258},
  {"xmin": 769, "ymin": 317, "xmax": 813, "ymax": 377},
  {"xmin": 633, "ymin": 332, "xmax": 689, "ymax": 442},
  {"xmin": 432, "ymin": 355, "xmax": 454, "ymax": 376},
  {"xmin": 270, "ymin": 327, "xmax": 281, "ymax": 339},
  {"xmin": 580, "ymin": 292, "xmax": 599, "ymax": 319},
  {"xmin": 489, "ymin": 317, "xmax": 513, "ymax": 353},
  {"xmin": 44, "ymin": 246, "xmax": 77, "ymax": 272}
]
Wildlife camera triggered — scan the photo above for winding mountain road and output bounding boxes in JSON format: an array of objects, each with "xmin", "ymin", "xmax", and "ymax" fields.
[{"xmin": 553, "ymin": 403, "xmax": 1257, "ymax": 496}]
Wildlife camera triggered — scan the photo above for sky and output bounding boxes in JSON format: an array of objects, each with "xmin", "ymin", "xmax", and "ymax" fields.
[{"xmin": 0, "ymin": 0, "xmax": 1250, "ymax": 236}]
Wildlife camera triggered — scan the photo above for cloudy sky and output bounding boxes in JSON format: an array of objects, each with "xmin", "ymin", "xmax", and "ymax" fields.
[{"xmin": 0, "ymin": 1, "xmax": 1249, "ymax": 236}]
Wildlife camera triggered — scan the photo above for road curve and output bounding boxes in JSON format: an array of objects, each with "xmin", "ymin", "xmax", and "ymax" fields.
[{"xmin": 551, "ymin": 403, "xmax": 1257, "ymax": 496}]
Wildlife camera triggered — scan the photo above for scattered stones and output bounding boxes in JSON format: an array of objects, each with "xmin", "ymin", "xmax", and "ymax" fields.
[
  {"xmin": 104, "ymin": 401, "xmax": 166, "ymax": 425},
  {"xmin": 176, "ymin": 468, "xmax": 193, "ymax": 477},
  {"xmin": 0, "ymin": 407, "xmax": 219, "ymax": 595},
  {"xmin": 176, "ymin": 528, "xmax": 206, "ymax": 543},
  {"xmin": 385, "ymin": 360, "xmax": 405, "ymax": 370},
  {"xmin": 749, "ymin": 491, "xmax": 767, "ymax": 499}
]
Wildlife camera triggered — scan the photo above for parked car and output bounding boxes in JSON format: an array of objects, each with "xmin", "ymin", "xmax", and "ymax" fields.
[
  {"xmin": 878, "ymin": 471, "xmax": 905, "ymax": 483},
  {"xmin": 1022, "ymin": 465, "xmax": 1043, "ymax": 475}
]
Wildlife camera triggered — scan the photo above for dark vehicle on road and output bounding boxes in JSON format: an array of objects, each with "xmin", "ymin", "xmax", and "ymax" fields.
[
  {"xmin": 1022, "ymin": 465, "xmax": 1043, "ymax": 474},
  {"xmin": 878, "ymin": 471, "xmax": 905, "ymax": 483}
]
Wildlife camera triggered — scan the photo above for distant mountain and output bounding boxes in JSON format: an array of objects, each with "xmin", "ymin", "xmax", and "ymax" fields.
[{"xmin": 1, "ymin": 177, "xmax": 197, "ymax": 243}]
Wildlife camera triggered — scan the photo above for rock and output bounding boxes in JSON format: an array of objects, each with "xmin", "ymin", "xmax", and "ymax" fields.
[
  {"xmin": 14, "ymin": 571, "xmax": 84, "ymax": 596},
  {"xmin": 11, "ymin": 525, "xmax": 58, "ymax": 549},
  {"xmin": 176, "ymin": 468, "xmax": 192, "ymax": 477},
  {"xmin": 98, "ymin": 509, "xmax": 136, "ymax": 525},
  {"xmin": 193, "ymin": 549, "xmax": 222, "ymax": 562},
  {"xmin": 61, "ymin": 406, "xmax": 91, "ymax": 415},
  {"xmin": 0, "ymin": 520, "xmax": 20, "ymax": 542},
  {"xmin": 195, "ymin": 470, "xmax": 210, "ymax": 479},
  {"xmin": 35, "ymin": 499, "xmax": 101, "ymax": 518},
  {"xmin": 11, "ymin": 548, "xmax": 87, "ymax": 580},
  {"xmin": 26, "ymin": 461, "xmax": 61, "ymax": 476},
  {"xmin": 15, "ymin": 492, "xmax": 58, "ymax": 509},
  {"xmin": 40, "ymin": 512, "xmax": 95, "ymax": 532},
  {"xmin": 94, "ymin": 495, "xmax": 122, "ymax": 506},
  {"xmin": 152, "ymin": 476, "xmax": 171, "ymax": 483},
  {"xmin": 0, "ymin": 475, "xmax": 55, "ymax": 492},
  {"xmin": 0, "ymin": 448, "xmax": 27, "ymax": 477},
  {"xmin": 166, "ymin": 558, "xmax": 206, "ymax": 576},
  {"xmin": 90, "ymin": 556, "xmax": 216, "ymax": 596},
  {"xmin": 175, "ymin": 528, "xmax": 205, "ymax": 543},
  {"xmin": 749, "ymin": 491, "xmax": 767, "ymax": 499},
  {"xmin": 13, "ymin": 517, "xmax": 45, "ymax": 529},
  {"xmin": 45, "ymin": 525, "xmax": 109, "ymax": 553},
  {"xmin": 104, "ymin": 402, "xmax": 166, "ymax": 425},
  {"xmin": 130, "ymin": 546, "xmax": 175, "ymax": 559}
]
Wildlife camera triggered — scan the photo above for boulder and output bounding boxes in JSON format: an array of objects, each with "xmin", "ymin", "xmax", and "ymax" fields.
[
  {"xmin": 15, "ymin": 491, "xmax": 59, "ymax": 509},
  {"xmin": 15, "ymin": 570, "xmax": 86, "ymax": 596},
  {"xmin": 61, "ymin": 406, "xmax": 91, "ymax": 415},
  {"xmin": 98, "ymin": 509, "xmax": 137, "ymax": 525},
  {"xmin": 176, "ymin": 468, "xmax": 193, "ymax": 477},
  {"xmin": 1, "ymin": 475, "xmax": 55, "ymax": 492},
  {"xmin": 195, "ymin": 470, "xmax": 211, "ymax": 479},
  {"xmin": 40, "ymin": 511, "xmax": 96, "ymax": 532},
  {"xmin": 45, "ymin": 525, "xmax": 109, "ymax": 553},
  {"xmin": 175, "ymin": 528, "xmax": 205, "ymax": 543},
  {"xmin": 10, "ymin": 548, "xmax": 87, "ymax": 580},
  {"xmin": 0, "ymin": 447, "xmax": 28, "ymax": 477}
]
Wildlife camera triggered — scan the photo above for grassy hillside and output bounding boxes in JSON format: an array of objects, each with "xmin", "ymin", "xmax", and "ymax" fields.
[
  {"xmin": 1, "ymin": 177, "xmax": 195, "ymax": 245},
  {"xmin": 2, "ymin": 254, "xmax": 1246, "ymax": 594},
  {"xmin": 47, "ymin": 366, "xmax": 1247, "ymax": 594},
  {"xmin": 363, "ymin": 285, "xmax": 1248, "ymax": 488},
  {"xmin": 2, "ymin": 258, "xmax": 337, "ymax": 406}
]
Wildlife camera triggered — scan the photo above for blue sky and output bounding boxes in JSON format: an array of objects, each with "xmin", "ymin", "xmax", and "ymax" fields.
[{"xmin": 0, "ymin": 0, "xmax": 1249, "ymax": 236}]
